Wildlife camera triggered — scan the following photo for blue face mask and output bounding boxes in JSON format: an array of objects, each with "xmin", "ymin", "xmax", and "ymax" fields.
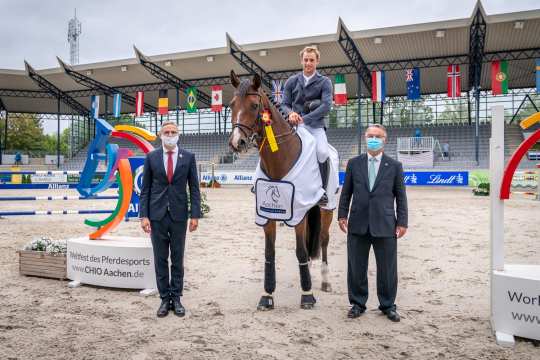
[{"xmin": 366, "ymin": 137, "xmax": 384, "ymax": 151}]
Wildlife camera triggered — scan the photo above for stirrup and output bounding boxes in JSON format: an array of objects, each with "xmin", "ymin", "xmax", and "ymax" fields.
[{"xmin": 317, "ymin": 193, "xmax": 329, "ymax": 207}]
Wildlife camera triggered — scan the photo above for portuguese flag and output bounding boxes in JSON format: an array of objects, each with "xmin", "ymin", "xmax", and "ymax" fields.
[
  {"xmin": 334, "ymin": 74, "xmax": 347, "ymax": 105},
  {"xmin": 491, "ymin": 60, "xmax": 508, "ymax": 95}
]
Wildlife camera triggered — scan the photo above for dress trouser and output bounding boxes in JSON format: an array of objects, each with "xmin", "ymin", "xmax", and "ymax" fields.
[
  {"xmin": 300, "ymin": 124, "xmax": 329, "ymax": 163},
  {"xmin": 347, "ymin": 231, "xmax": 397, "ymax": 312},
  {"xmin": 150, "ymin": 212, "xmax": 188, "ymax": 301}
]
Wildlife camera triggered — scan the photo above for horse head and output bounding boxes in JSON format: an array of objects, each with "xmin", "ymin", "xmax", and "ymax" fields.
[{"xmin": 228, "ymin": 70, "xmax": 265, "ymax": 153}]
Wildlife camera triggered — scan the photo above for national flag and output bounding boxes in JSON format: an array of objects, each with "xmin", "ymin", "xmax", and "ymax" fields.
[
  {"xmin": 135, "ymin": 91, "xmax": 144, "ymax": 116},
  {"xmin": 536, "ymin": 59, "xmax": 540, "ymax": 94},
  {"xmin": 186, "ymin": 87, "xmax": 197, "ymax": 113},
  {"xmin": 334, "ymin": 74, "xmax": 347, "ymax": 105},
  {"xmin": 447, "ymin": 65, "xmax": 461, "ymax": 98},
  {"xmin": 491, "ymin": 60, "xmax": 509, "ymax": 95},
  {"xmin": 112, "ymin": 93, "xmax": 121, "ymax": 118},
  {"xmin": 371, "ymin": 71, "xmax": 385, "ymax": 103},
  {"xmin": 90, "ymin": 95, "xmax": 100, "ymax": 119},
  {"xmin": 271, "ymin": 80, "xmax": 284, "ymax": 104},
  {"xmin": 406, "ymin": 68, "xmax": 421, "ymax": 100},
  {"xmin": 211, "ymin": 85, "xmax": 223, "ymax": 112},
  {"xmin": 158, "ymin": 89, "xmax": 168, "ymax": 115}
]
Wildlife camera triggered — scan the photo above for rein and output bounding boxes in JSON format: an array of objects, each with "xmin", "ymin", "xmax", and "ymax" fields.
[{"xmin": 232, "ymin": 90, "xmax": 296, "ymax": 153}]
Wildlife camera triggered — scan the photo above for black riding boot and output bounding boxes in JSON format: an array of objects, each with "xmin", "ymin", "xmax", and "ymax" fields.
[{"xmin": 317, "ymin": 159, "xmax": 330, "ymax": 207}]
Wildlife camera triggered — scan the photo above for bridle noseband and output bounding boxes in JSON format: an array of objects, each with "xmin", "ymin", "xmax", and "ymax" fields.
[
  {"xmin": 231, "ymin": 91, "xmax": 265, "ymax": 147},
  {"xmin": 231, "ymin": 90, "xmax": 296, "ymax": 152}
]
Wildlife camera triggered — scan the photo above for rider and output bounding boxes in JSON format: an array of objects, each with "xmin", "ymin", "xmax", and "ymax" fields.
[{"xmin": 281, "ymin": 45, "xmax": 333, "ymax": 205}]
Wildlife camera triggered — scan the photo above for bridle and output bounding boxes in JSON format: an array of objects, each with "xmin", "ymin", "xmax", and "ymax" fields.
[{"xmin": 231, "ymin": 90, "xmax": 296, "ymax": 152}]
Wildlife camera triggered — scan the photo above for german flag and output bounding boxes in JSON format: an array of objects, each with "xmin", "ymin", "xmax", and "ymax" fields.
[{"xmin": 158, "ymin": 89, "xmax": 168, "ymax": 115}]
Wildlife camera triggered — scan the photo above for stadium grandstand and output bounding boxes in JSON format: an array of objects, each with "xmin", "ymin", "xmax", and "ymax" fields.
[{"xmin": 0, "ymin": 1, "xmax": 539, "ymax": 173}]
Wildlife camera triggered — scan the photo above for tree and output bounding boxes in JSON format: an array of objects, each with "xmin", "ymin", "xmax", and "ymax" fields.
[{"xmin": 2, "ymin": 114, "xmax": 46, "ymax": 153}]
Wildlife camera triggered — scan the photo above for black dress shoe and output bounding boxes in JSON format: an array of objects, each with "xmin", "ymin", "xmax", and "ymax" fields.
[
  {"xmin": 157, "ymin": 299, "xmax": 170, "ymax": 318},
  {"xmin": 347, "ymin": 305, "xmax": 365, "ymax": 319},
  {"xmin": 171, "ymin": 298, "xmax": 186, "ymax": 317},
  {"xmin": 385, "ymin": 309, "xmax": 400, "ymax": 322}
]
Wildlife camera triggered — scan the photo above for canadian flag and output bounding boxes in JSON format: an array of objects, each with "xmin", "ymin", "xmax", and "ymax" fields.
[{"xmin": 211, "ymin": 85, "xmax": 223, "ymax": 112}]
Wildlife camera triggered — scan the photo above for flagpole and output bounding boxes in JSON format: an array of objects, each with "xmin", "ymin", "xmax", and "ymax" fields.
[
  {"xmin": 176, "ymin": 88, "xmax": 180, "ymax": 126},
  {"xmin": 357, "ymin": 72, "xmax": 362, "ymax": 155}
]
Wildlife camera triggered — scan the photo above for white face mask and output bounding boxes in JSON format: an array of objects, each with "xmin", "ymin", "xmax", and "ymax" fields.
[{"xmin": 162, "ymin": 135, "xmax": 178, "ymax": 147}]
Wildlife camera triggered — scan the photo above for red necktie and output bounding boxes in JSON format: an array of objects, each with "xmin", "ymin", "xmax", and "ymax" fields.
[{"xmin": 167, "ymin": 151, "xmax": 174, "ymax": 183}]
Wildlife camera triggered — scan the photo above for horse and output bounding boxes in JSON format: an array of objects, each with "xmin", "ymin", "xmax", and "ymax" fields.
[{"xmin": 227, "ymin": 70, "xmax": 335, "ymax": 310}]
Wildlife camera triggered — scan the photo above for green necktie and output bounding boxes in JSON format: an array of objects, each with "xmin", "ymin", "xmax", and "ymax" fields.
[{"xmin": 369, "ymin": 157, "xmax": 377, "ymax": 191}]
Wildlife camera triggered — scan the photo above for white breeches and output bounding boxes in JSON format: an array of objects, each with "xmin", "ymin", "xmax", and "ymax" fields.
[{"xmin": 300, "ymin": 124, "xmax": 329, "ymax": 163}]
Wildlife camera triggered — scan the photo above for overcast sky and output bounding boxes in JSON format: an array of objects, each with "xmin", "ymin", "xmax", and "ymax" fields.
[{"xmin": 1, "ymin": 0, "xmax": 539, "ymax": 70}]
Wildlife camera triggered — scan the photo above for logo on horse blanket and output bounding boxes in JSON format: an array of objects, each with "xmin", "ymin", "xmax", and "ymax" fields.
[{"xmin": 255, "ymin": 179, "xmax": 295, "ymax": 221}]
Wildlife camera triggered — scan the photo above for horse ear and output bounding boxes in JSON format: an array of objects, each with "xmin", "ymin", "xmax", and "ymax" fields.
[
  {"xmin": 253, "ymin": 73, "xmax": 261, "ymax": 90},
  {"xmin": 230, "ymin": 70, "xmax": 240, "ymax": 88}
]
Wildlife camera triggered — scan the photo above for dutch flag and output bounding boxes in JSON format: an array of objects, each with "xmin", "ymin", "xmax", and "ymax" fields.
[{"xmin": 371, "ymin": 71, "xmax": 386, "ymax": 103}]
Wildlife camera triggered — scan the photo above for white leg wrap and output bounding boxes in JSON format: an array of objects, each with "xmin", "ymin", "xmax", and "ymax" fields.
[{"xmin": 321, "ymin": 262, "xmax": 330, "ymax": 283}]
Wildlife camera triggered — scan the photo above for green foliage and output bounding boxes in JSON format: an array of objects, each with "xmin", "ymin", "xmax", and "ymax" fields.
[
  {"xmin": 470, "ymin": 171, "xmax": 490, "ymax": 196},
  {"xmin": 187, "ymin": 191, "xmax": 210, "ymax": 217}
]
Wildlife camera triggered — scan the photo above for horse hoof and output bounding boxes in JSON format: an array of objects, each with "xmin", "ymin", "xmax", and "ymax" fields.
[
  {"xmin": 321, "ymin": 282, "xmax": 332, "ymax": 293},
  {"xmin": 257, "ymin": 295, "xmax": 274, "ymax": 311},
  {"xmin": 300, "ymin": 294, "xmax": 316, "ymax": 309}
]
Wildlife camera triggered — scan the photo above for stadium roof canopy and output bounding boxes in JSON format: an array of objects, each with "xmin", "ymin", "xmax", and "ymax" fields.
[{"xmin": 0, "ymin": 1, "xmax": 539, "ymax": 115}]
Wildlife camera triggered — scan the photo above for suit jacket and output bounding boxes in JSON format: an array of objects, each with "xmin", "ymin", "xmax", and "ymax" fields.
[
  {"xmin": 280, "ymin": 72, "xmax": 333, "ymax": 128},
  {"xmin": 338, "ymin": 153, "xmax": 408, "ymax": 237},
  {"xmin": 139, "ymin": 147, "xmax": 201, "ymax": 221}
]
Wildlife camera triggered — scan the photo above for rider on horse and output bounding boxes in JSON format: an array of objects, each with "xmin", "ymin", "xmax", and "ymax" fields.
[{"xmin": 281, "ymin": 46, "xmax": 333, "ymax": 206}]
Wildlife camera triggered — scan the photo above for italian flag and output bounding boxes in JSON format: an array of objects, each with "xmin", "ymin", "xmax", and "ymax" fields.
[
  {"xmin": 334, "ymin": 74, "xmax": 347, "ymax": 105},
  {"xmin": 491, "ymin": 60, "xmax": 508, "ymax": 95}
]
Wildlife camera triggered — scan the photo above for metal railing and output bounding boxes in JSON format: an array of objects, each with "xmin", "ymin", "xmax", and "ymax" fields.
[{"xmin": 397, "ymin": 136, "xmax": 435, "ymax": 152}]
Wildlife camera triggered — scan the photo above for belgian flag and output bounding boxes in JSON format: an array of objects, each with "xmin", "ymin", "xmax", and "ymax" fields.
[{"xmin": 158, "ymin": 89, "xmax": 168, "ymax": 115}]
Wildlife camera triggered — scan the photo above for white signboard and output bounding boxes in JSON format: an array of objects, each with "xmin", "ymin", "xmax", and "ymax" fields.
[
  {"xmin": 255, "ymin": 178, "xmax": 294, "ymax": 221},
  {"xmin": 67, "ymin": 236, "xmax": 156, "ymax": 289},
  {"xmin": 31, "ymin": 173, "xmax": 68, "ymax": 183},
  {"xmin": 492, "ymin": 265, "xmax": 540, "ymax": 341}
]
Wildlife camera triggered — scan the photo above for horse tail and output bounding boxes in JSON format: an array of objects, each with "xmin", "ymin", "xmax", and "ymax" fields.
[{"xmin": 306, "ymin": 206, "xmax": 321, "ymax": 259}]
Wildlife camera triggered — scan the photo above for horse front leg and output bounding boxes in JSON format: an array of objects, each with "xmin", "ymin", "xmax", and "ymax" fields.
[
  {"xmin": 258, "ymin": 220, "xmax": 276, "ymax": 311},
  {"xmin": 295, "ymin": 219, "xmax": 316, "ymax": 309},
  {"xmin": 320, "ymin": 209, "xmax": 334, "ymax": 292}
]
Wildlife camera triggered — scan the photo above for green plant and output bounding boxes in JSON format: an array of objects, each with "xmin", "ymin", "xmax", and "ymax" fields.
[{"xmin": 187, "ymin": 191, "xmax": 210, "ymax": 217}]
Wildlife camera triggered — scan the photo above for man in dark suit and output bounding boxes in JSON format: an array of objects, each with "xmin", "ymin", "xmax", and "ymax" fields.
[
  {"xmin": 338, "ymin": 124, "xmax": 408, "ymax": 322},
  {"xmin": 281, "ymin": 45, "xmax": 333, "ymax": 205},
  {"xmin": 139, "ymin": 121, "xmax": 201, "ymax": 318}
]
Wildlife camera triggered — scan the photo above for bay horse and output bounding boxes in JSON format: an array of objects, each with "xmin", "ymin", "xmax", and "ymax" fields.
[{"xmin": 228, "ymin": 70, "xmax": 334, "ymax": 310}]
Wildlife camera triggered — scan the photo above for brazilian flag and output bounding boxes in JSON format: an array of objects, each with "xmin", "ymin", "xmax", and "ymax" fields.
[{"xmin": 186, "ymin": 87, "xmax": 197, "ymax": 113}]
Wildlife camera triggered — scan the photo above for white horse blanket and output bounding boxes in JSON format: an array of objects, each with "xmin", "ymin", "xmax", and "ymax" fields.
[{"xmin": 254, "ymin": 126, "xmax": 339, "ymax": 226}]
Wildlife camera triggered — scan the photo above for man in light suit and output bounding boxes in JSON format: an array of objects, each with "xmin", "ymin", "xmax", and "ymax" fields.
[
  {"xmin": 139, "ymin": 121, "xmax": 201, "ymax": 318},
  {"xmin": 338, "ymin": 124, "xmax": 408, "ymax": 322},
  {"xmin": 281, "ymin": 45, "xmax": 333, "ymax": 205}
]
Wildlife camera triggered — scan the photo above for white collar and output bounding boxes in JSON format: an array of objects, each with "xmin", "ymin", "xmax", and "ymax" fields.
[
  {"xmin": 162, "ymin": 145, "xmax": 178, "ymax": 154},
  {"xmin": 303, "ymin": 71, "xmax": 317, "ymax": 83},
  {"xmin": 367, "ymin": 152, "xmax": 383, "ymax": 162}
]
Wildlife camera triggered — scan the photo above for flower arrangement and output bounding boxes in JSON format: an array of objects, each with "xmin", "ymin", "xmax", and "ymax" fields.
[{"xmin": 24, "ymin": 237, "xmax": 67, "ymax": 255}]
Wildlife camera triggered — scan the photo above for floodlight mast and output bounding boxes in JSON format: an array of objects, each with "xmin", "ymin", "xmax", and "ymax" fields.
[{"xmin": 68, "ymin": 9, "xmax": 82, "ymax": 65}]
